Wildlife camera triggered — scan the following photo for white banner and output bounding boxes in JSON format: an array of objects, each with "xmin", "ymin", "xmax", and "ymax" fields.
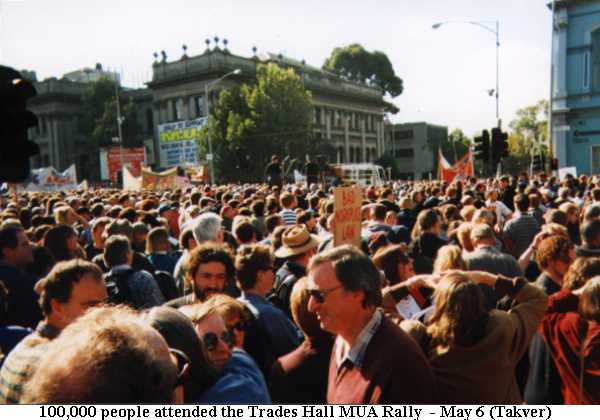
[{"xmin": 20, "ymin": 165, "xmax": 78, "ymax": 192}]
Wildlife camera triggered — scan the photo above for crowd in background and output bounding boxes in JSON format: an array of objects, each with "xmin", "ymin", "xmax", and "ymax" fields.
[{"xmin": 0, "ymin": 169, "xmax": 599, "ymax": 404}]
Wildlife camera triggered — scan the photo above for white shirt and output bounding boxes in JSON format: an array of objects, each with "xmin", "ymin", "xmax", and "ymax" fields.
[{"xmin": 486, "ymin": 199, "xmax": 512, "ymax": 223}]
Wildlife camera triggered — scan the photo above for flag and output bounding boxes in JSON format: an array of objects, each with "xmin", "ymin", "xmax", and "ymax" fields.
[{"xmin": 438, "ymin": 149, "xmax": 474, "ymax": 183}]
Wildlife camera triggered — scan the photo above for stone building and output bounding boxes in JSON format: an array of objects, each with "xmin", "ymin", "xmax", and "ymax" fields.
[{"xmin": 147, "ymin": 46, "xmax": 387, "ymax": 168}]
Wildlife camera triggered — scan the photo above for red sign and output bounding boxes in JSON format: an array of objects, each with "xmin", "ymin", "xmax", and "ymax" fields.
[{"xmin": 107, "ymin": 147, "xmax": 146, "ymax": 182}]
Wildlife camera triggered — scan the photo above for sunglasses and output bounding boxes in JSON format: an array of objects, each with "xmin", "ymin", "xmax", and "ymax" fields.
[
  {"xmin": 307, "ymin": 285, "xmax": 344, "ymax": 303},
  {"xmin": 202, "ymin": 330, "xmax": 234, "ymax": 352},
  {"xmin": 169, "ymin": 348, "xmax": 191, "ymax": 387}
]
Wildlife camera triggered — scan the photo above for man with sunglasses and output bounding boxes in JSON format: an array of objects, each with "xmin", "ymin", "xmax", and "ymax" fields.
[{"xmin": 307, "ymin": 245, "xmax": 435, "ymax": 404}]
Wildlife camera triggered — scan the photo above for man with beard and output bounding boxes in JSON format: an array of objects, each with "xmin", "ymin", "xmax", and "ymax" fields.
[{"xmin": 165, "ymin": 243, "xmax": 236, "ymax": 308}]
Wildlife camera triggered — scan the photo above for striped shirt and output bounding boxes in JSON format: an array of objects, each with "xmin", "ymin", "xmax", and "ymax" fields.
[
  {"xmin": 503, "ymin": 212, "xmax": 541, "ymax": 258},
  {"xmin": 335, "ymin": 310, "xmax": 382, "ymax": 369},
  {"xmin": 0, "ymin": 322, "xmax": 58, "ymax": 404},
  {"xmin": 279, "ymin": 209, "xmax": 297, "ymax": 226}
]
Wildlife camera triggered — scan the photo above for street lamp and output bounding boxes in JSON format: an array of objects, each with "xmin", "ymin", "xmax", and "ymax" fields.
[
  {"xmin": 433, "ymin": 20, "xmax": 501, "ymax": 127},
  {"xmin": 204, "ymin": 68, "xmax": 242, "ymax": 184}
]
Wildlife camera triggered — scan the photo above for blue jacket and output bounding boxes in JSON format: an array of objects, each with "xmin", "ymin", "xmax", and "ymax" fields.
[
  {"xmin": 238, "ymin": 292, "xmax": 303, "ymax": 377},
  {"xmin": 148, "ymin": 253, "xmax": 179, "ymax": 276},
  {"xmin": 197, "ymin": 349, "xmax": 271, "ymax": 404}
]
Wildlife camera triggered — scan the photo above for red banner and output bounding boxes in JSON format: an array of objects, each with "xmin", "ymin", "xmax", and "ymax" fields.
[
  {"xmin": 438, "ymin": 150, "xmax": 474, "ymax": 183},
  {"xmin": 107, "ymin": 147, "xmax": 146, "ymax": 182}
]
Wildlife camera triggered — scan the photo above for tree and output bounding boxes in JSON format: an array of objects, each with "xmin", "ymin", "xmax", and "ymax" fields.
[
  {"xmin": 323, "ymin": 43, "xmax": 403, "ymax": 113},
  {"xmin": 441, "ymin": 128, "xmax": 471, "ymax": 164},
  {"xmin": 199, "ymin": 63, "xmax": 321, "ymax": 182},
  {"xmin": 505, "ymin": 99, "xmax": 548, "ymax": 173},
  {"xmin": 79, "ymin": 76, "xmax": 140, "ymax": 149}
]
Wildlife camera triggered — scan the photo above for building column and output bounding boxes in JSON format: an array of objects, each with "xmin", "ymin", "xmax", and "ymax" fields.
[
  {"xmin": 360, "ymin": 117, "xmax": 366, "ymax": 161},
  {"xmin": 552, "ymin": 6, "xmax": 569, "ymax": 166}
]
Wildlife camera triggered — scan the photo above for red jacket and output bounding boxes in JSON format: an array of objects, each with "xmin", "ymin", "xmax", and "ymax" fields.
[{"xmin": 542, "ymin": 290, "xmax": 600, "ymax": 404}]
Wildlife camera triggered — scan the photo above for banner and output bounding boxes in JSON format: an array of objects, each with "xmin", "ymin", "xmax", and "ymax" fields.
[
  {"xmin": 333, "ymin": 186, "xmax": 362, "ymax": 247},
  {"xmin": 21, "ymin": 165, "xmax": 78, "ymax": 191},
  {"xmin": 157, "ymin": 117, "xmax": 206, "ymax": 168},
  {"xmin": 141, "ymin": 167, "xmax": 178, "ymax": 190},
  {"xmin": 107, "ymin": 147, "xmax": 146, "ymax": 183},
  {"xmin": 123, "ymin": 166, "xmax": 142, "ymax": 191},
  {"xmin": 438, "ymin": 150, "xmax": 474, "ymax": 183}
]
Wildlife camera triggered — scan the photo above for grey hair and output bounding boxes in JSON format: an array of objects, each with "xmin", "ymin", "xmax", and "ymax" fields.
[
  {"xmin": 470, "ymin": 223, "xmax": 495, "ymax": 242},
  {"xmin": 192, "ymin": 212, "xmax": 222, "ymax": 243},
  {"xmin": 308, "ymin": 245, "xmax": 382, "ymax": 308}
]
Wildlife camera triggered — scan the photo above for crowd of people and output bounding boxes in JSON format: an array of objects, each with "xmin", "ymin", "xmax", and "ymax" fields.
[{"xmin": 0, "ymin": 169, "xmax": 599, "ymax": 404}]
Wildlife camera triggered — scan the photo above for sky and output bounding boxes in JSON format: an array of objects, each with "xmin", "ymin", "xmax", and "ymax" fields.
[{"xmin": 0, "ymin": 0, "xmax": 552, "ymax": 137}]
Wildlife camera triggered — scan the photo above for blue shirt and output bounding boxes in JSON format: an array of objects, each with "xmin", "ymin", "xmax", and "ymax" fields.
[
  {"xmin": 196, "ymin": 349, "xmax": 271, "ymax": 404},
  {"xmin": 0, "ymin": 326, "xmax": 32, "ymax": 359}
]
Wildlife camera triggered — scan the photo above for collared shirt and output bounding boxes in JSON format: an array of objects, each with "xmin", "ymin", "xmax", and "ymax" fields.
[
  {"xmin": 335, "ymin": 310, "xmax": 382, "ymax": 369},
  {"xmin": 0, "ymin": 321, "xmax": 59, "ymax": 404}
]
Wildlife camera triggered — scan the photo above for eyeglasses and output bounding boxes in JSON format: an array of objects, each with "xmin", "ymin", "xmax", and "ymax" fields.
[
  {"xmin": 169, "ymin": 348, "xmax": 191, "ymax": 387},
  {"xmin": 201, "ymin": 330, "xmax": 234, "ymax": 352},
  {"xmin": 307, "ymin": 285, "xmax": 344, "ymax": 303}
]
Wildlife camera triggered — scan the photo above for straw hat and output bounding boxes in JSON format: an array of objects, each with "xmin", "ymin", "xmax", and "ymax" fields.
[{"xmin": 274, "ymin": 225, "xmax": 319, "ymax": 259}]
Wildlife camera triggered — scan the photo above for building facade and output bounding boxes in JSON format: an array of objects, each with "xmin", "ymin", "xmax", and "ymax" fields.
[
  {"xmin": 550, "ymin": 0, "xmax": 600, "ymax": 173},
  {"xmin": 147, "ymin": 47, "xmax": 387, "ymax": 169},
  {"xmin": 384, "ymin": 122, "xmax": 448, "ymax": 180}
]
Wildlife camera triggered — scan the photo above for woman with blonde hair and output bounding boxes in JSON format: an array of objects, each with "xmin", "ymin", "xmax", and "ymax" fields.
[
  {"xmin": 401, "ymin": 270, "xmax": 547, "ymax": 403},
  {"xmin": 433, "ymin": 245, "xmax": 466, "ymax": 274}
]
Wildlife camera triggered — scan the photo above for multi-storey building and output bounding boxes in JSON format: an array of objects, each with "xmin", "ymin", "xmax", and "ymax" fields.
[
  {"xmin": 550, "ymin": 0, "xmax": 600, "ymax": 173},
  {"xmin": 384, "ymin": 122, "xmax": 448, "ymax": 180}
]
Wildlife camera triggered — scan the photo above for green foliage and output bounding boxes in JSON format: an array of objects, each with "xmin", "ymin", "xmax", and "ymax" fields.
[
  {"xmin": 506, "ymin": 99, "xmax": 549, "ymax": 173},
  {"xmin": 323, "ymin": 43, "xmax": 403, "ymax": 105},
  {"xmin": 199, "ymin": 63, "xmax": 319, "ymax": 182},
  {"xmin": 374, "ymin": 152, "xmax": 400, "ymax": 179},
  {"xmin": 79, "ymin": 76, "xmax": 140, "ymax": 148},
  {"xmin": 441, "ymin": 128, "xmax": 471, "ymax": 164}
]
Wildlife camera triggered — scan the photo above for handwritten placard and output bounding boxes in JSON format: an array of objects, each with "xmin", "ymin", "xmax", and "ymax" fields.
[{"xmin": 333, "ymin": 186, "xmax": 362, "ymax": 247}]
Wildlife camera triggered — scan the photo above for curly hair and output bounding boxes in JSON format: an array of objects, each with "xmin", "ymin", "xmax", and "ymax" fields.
[
  {"xmin": 185, "ymin": 242, "xmax": 235, "ymax": 288},
  {"xmin": 235, "ymin": 244, "xmax": 274, "ymax": 290},
  {"xmin": 563, "ymin": 257, "xmax": 600, "ymax": 290}
]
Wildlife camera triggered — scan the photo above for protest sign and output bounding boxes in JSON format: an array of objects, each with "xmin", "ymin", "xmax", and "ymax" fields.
[{"xmin": 333, "ymin": 186, "xmax": 362, "ymax": 247}]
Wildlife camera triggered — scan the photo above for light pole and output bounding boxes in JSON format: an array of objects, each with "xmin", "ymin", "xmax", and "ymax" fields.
[
  {"xmin": 204, "ymin": 68, "xmax": 242, "ymax": 184},
  {"xmin": 433, "ymin": 20, "xmax": 500, "ymax": 127},
  {"xmin": 114, "ymin": 74, "xmax": 125, "ymax": 185}
]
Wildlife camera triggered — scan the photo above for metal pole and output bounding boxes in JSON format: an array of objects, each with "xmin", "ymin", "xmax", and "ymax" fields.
[
  {"xmin": 496, "ymin": 20, "xmax": 500, "ymax": 127},
  {"xmin": 548, "ymin": 0, "xmax": 556, "ymax": 161},
  {"xmin": 204, "ymin": 83, "xmax": 214, "ymax": 185},
  {"xmin": 115, "ymin": 75, "xmax": 125, "ymax": 184}
]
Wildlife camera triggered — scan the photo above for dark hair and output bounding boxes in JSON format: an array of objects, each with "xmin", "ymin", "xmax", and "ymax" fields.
[
  {"xmin": 104, "ymin": 219, "xmax": 133, "ymax": 241},
  {"xmin": 0, "ymin": 226, "xmax": 24, "ymax": 259},
  {"xmin": 179, "ymin": 228, "xmax": 196, "ymax": 250},
  {"xmin": 250, "ymin": 200, "xmax": 265, "ymax": 217},
  {"xmin": 372, "ymin": 204, "xmax": 387, "ymax": 221},
  {"xmin": 579, "ymin": 277, "xmax": 600, "ymax": 323},
  {"xmin": 514, "ymin": 194, "xmax": 529, "ymax": 212},
  {"xmin": 0, "ymin": 280, "xmax": 8, "ymax": 324},
  {"xmin": 265, "ymin": 215, "xmax": 282, "ymax": 234},
  {"xmin": 235, "ymin": 244, "xmax": 273, "ymax": 290},
  {"xmin": 372, "ymin": 245, "xmax": 410, "ymax": 286},
  {"xmin": 186, "ymin": 243, "xmax": 235, "ymax": 287},
  {"xmin": 28, "ymin": 244, "xmax": 56, "ymax": 279},
  {"xmin": 38, "ymin": 259, "xmax": 103, "ymax": 316},
  {"xmin": 103, "ymin": 235, "xmax": 131, "ymax": 268},
  {"xmin": 582, "ymin": 219, "xmax": 600, "ymax": 246},
  {"xmin": 145, "ymin": 306, "xmax": 218, "ymax": 401},
  {"xmin": 233, "ymin": 221, "xmax": 256, "ymax": 244},
  {"xmin": 308, "ymin": 245, "xmax": 382, "ymax": 308},
  {"xmin": 146, "ymin": 227, "xmax": 169, "ymax": 254},
  {"xmin": 295, "ymin": 210, "xmax": 312, "ymax": 226},
  {"xmin": 547, "ymin": 209, "xmax": 568, "ymax": 226},
  {"xmin": 42, "ymin": 224, "xmax": 78, "ymax": 262}
]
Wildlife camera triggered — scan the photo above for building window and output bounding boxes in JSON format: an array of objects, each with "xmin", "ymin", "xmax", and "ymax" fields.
[
  {"xmin": 146, "ymin": 109, "xmax": 154, "ymax": 134},
  {"xmin": 592, "ymin": 30, "xmax": 600, "ymax": 89},
  {"xmin": 394, "ymin": 148, "xmax": 414, "ymax": 158},
  {"xmin": 175, "ymin": 98, "xmax": 184, "ymax": 121},
  {"xmin": 315, "ymin": 107, "xmax": 321, "ymax": 125},
  {"xmin": 394, "ymin": 130, "xmax": 414, "ymax": 141},
  {"xmin": 195, "ymin": 95, "xmax": 205, "ymax": 117},
  {"xmin": 584, "ymin": 51, "xmax": 591, "ymax": 89}
]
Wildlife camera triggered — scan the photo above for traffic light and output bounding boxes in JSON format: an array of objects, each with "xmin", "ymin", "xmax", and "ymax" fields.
[
  {"xmin": 0, "ymin": 66, "xmax": 40, "ymax": 182},
  {"xmin": 473, "ymin": 129, "xmax": 490, "ymax": 165},
  {"xmin": 532, "ymin": 154, "xmax": 545, "ymax": 173},
  {"xmin": 491, "ymin": 127, "xmax": 509, "ymax": 166},
  {"xmin": 550, "ymin": 158, "xmax": 559, "ymax": 171}
]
